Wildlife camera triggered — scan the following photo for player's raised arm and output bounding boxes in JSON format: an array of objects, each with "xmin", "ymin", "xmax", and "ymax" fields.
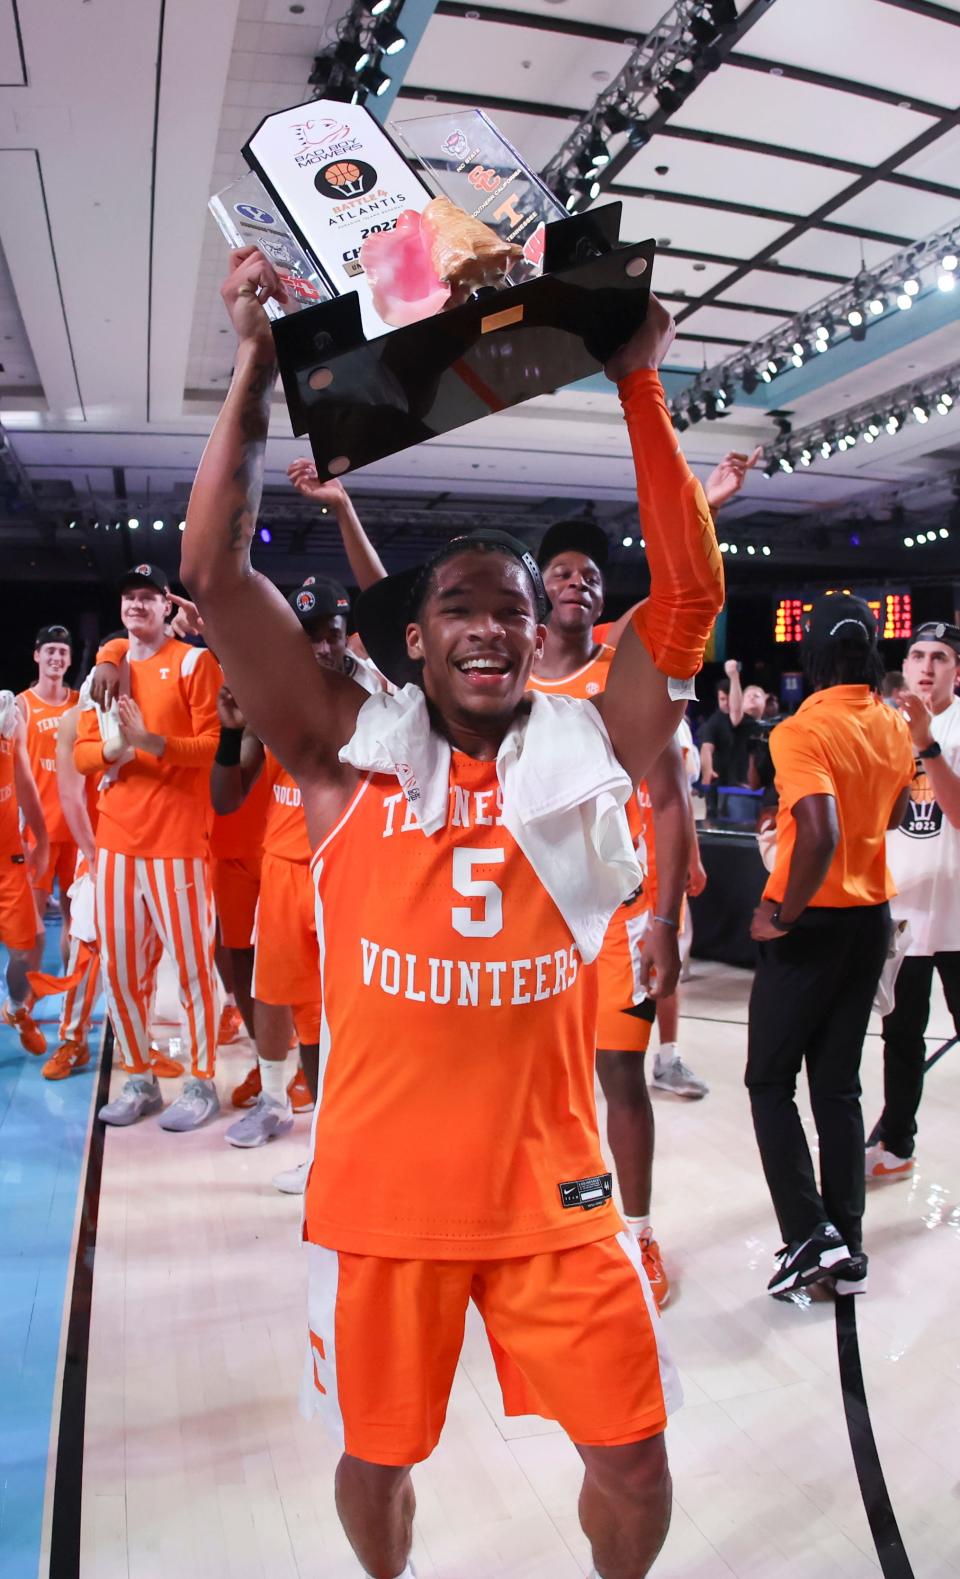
[
  {"xmin": 596, "ymin": 295, "xmax": 725, "ymax": 790},
  {"xmin": 180, "ymin": 248, "xmax": 365, "ymax": 785}
]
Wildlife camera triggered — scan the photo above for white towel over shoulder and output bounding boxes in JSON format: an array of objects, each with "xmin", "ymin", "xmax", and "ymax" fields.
[{"xmin": 339, "ymin": 686, "xmax": 641, "ymax": 963}]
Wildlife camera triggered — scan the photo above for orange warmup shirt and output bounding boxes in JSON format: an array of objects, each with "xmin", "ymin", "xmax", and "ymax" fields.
[
  {"xmin": 765, "ymin": 685, "xmax": 914, "ymax": 909},
  {"xmin": 75, "ymin": 638, "xmax": 220, "ymax": 858},
  {"xmin": 0, "ymin": 733, "xmax": 22, "ymax": 856},
  {"xmin": 305, "ymin": 753, "xmax": 609, "ymax": 1260},
  {"xmin": 17, "ymin": 688, "xmax": 80, "ymax": 844}
]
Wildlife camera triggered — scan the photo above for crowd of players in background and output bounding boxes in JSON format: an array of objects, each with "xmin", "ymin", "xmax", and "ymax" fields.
[{"xmin": 2, "ymin": 453, "xmax": 959, "ymax": 1302}]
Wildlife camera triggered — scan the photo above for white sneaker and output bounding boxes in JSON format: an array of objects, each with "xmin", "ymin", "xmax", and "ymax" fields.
[
  {"xmin": 651, "ymin": 1055, "xmax": 709, "ymax": 1099},
  {"xmin": 272, "ymin": 1159, "xmax": 309, "ymax": 1194},
  {"xmin": 225, "ymin": 1094, "xmax": 294, "ymax": 1149},
  {"xmin": 158, "ymin": 1076, "xmax": 220, "ymax": 1131},
  {"xmin": 98, "ymin": 1074, "xmax": 163, "ymax": 1127},
  {"xmin": 865, "ymin": 1142, "xmax": 915, "ymax": 1183}
]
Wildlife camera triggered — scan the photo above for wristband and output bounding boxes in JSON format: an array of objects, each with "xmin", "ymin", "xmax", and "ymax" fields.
[
  {"xmin": 215, "ymin": 726, "xmax": 243, "ymax": 766},
  {"xmin": 918, "ymin": 740, "xmax": 941, "ymax": 761},
  {"xmin": 653, "ymin": 914, "xmax": 679, "ymax": 930}
]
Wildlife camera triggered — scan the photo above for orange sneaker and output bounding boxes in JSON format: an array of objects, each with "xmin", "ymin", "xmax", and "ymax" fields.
[
  {"xmin": 218, "ymin": 1005, "xmax": 246, "ymax": 1045},
  {"xmin": 3, "ymin": 1002, "xmax": 47, "ymax": 1056},
  {"xmin": 43, "ymin": 1040, "xmax": 90, "ymax": 1080},
  {"xmin": 287, "ymin": 1066, "xmax": 315, "ymax": 1113},
  {"xmin": 231, "ymin": 1064, "xmax": 261, "ymax": 1108},
  {"xmin": 150, "ymin": 1048, "xmax": 185, "ymax": 1078},
  {"xmin": 641, "ymin": 1234, "xmax": 671, "ymax": 1310}
]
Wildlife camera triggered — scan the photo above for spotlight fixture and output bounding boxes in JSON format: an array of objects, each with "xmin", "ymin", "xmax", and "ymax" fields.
[
  {"xmin": 762, "ymin": 545, "xmax": 772, "ymax": 556},
  {"xmin": 896, "ymin": 292, "xmax": 913, "ymax": 311},
  {"xmin": 258, "ymin": 526, "xmax": 272, "ymax": 544},
  {"xmin": 687, "ymin": 399, "xmax": 703, "ymax": 424},
  {"xmin": 127, "ymin": 516, "xmax": 139, "ymax": 529},
  {"xmin": 764, "ymin": 460, "xmax": 778, "ymax": 477},
  {"xmin": 373, "ymin": 17, "xmax": 406, "ymax": 54},
  {"xmin": 938, "ymin": 268, "xmax": 956, "ymax": 293},
  {"xmin": 868, "ymin": 295, "xmax": 885, "ymax": 315},
  {"xmin": 886, "ymin": 412, "xmax": 902, "ymax": 434},
  {"xmin": 820, "ymin": 438, "xmax": 833, "ymax": 458},
  {"xmin": 778, "ymin": 455, "xmax": 794, "ymax": 473},
  {"xmin": 940, "ymin": 527, "xmax": 950, "ymax": 538},
  {"xmin": 847, "ymin": 307, "xmax": 864, "ymax": 327},
  {"xmin": 358, "ymin": 59, "xmax": 391, "ymax": 95},
  {"xmin": 904, "ymin": 536, "xmax": 914, "ymax": 547},
  {"xmin": 672, "ymin": 410, "xmax": 690, "ymax": 432},
  {"xmin": 707, "ymin": 0, "xmax": 738, "ymax": 24},
  {"xmin": 800, "ymin": 448, "xmax": 813, "ymax": 466},
  {"xmin": 655, "ymin": 82, "xmax": 682, "ymax": 114},
  {"xmin": 942, "ymin": 252, "xmax": 958, "ymax": 271},
  {"xmin": 936, "ymin": 390, "xmax": 954, "ymax": 415},
  {"xmin": 335, "ymin": 35, "xmax": 371, "ymax": 72},
  {"xmin": 367, "ymin": 0, "xmax": 393, "ymax": 15},
  {"xmin": 867, "ymin": 418, "xmax": 881, "ymax": 437},
  {"xmin": 917, "ymin": 532, "xmax": 928, "ymax": 544},
  {"xmin": 308, "ymin": 54, "xmax": 339, "ymax": 91},
  {"xmin": 728, "ymin": 543, "xmax": 739, "ymax": 553},
  {"xmin": 741, "ymin": 365, "xmax": 759, "ymax": 395},
  {"xmin": 601, "ymin": 104, "xmax": 631, "ymax": 135},
  {"xmin": 585, "ymin": 129, "xmax": 610, "ymax": 168},
  {"xmin": 912, "ymin": 399, "xmax": 930, "ymax": 423},
  {"xmin": 902, "ymin": 274, "xmax": 921, "ymax": 296},
  {"xmin": 152, "ymin": 518, "xmax": 164, "ymax": 531},
  {"xmin": 622, "ymin": 535, "xmax": 634, "ymax": 547}
]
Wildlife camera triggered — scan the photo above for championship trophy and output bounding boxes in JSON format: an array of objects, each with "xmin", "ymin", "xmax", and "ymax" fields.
[{"xmin": 210, "ymin": 101, "xmax": 654, "ymax": 480}]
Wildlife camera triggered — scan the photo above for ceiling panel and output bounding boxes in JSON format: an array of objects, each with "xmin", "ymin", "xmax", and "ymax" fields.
[
  {"xmin": 405, "ymin": 14, "xmax": 633, "ymax": 111},
  {"xmin": 618, "ymin": 138, "xmax": 852, "ymax": 214},
  {"xmin": 649, "ymin": 255, "xmax": 735, "ymax": 298},
  {"xmin": 680, "ymin": 304, "xmax": 794, "ymax": 344},
  {"xmin": 829, "ymin": 181, "xmax": 960, "ymax": 239},
  {"xmin": 741, "ymin": 0, "xmax": 960, "ymax": 106},
  {"xmin": 617, "ymin": 194, "xmax": 790, "ymax": 259},
  {"xmin": 769, "ymin": 228, "xmax": 905, "ymax": 277},
  {"xmin": 895, "ymin": 124, "xmax": 960, "ymax": 191},
  {"xmin": 469, "ymin": 0, "xmax": 666, "ymax": 26},
  {"xmin": 721, "ymin": 270, "xmax": 835, "ymax": 313},
  {"xmin": 671, "ymin": 65, "xmax": 936, "ymax": 165}
]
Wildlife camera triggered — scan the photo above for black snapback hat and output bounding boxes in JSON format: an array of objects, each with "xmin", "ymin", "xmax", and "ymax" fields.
[
  {"xmin": 289, "ymin": 577, "xmax": 351, "ymax": 623},
  {"xmin": 804, "ymin": 592, "xmax": 877, "ymax": 647},
  {"xmin": 355, "ymin": 530, "xmax": 547, "ymax": 689},
  {"xmin": 537, "ymin": 518, "xmax": 610, "ymax": 573},
  {"xmin": 909, "ymin": 620, "xmax": 960, "ymax": 656},
  {"xmin": 34, "ymin": 623, "xmax": 72, "ymax": 649},
  {"xmin": 118, "ymin": 562, "xmax": 170, "ymax": 594}
]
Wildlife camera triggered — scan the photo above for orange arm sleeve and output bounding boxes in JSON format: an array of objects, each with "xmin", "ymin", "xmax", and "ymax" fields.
[
  {"xmin": 96, "ymin": 636, "xmax": 129, "ymax": 666},
  {"xmin": 74, "ymin": 707, "xmax": 109, "ymax": 775},
  {"xmin": 619, "ymin": 370, "xmax": 724, "ymax": 680}
]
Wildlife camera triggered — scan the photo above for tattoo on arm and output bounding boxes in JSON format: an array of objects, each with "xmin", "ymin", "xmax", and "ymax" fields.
[{"xmin": 226, "ymin": 355, "xmax": 277, "ymax": 553}]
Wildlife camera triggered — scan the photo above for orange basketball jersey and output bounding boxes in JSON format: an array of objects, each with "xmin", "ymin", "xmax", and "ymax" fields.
[
  {"xmin": 305, "ymin": 751, "xmax": 613, "ymax": 1260},
  {"xmin": 262, "ymin": 748, "xmax": 312, "ymax": 864},
  {"xmin": 0, "ymin": 733, "xmax": 21, "ymax": 856},
  {"xmin": 17, "ymin": 688, "xmax": 79, "ymax": 844},
  {"xmin": 75, "ymin": 638, "xmax": 220, "ymax": 858},
  {"xmin": 210, "ymin": 764, "xmax": 270, "ymax": 860},
  {"xmin": 527, "ymin": 644, "xmax": 615, "ymax": 701}
]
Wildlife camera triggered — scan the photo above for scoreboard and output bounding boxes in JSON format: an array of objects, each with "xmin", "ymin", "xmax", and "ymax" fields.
[{"xmin": 773, "ymin": 588, "xmax": 912, "ymax": 644}]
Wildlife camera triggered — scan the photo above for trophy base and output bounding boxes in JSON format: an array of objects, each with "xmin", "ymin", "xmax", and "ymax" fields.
[{"xmin": 271, "ymin": 204, "xmax": 655, "ymax": 481}]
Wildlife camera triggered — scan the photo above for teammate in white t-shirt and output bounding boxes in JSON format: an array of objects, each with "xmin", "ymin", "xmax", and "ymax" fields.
[{"xmin": 873, "ymin": 622, "xmax": 960, "ymax": 1181}]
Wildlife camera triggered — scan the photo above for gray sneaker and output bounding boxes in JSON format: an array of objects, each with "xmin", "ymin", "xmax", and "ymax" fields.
[
  {"xmin": 225, "ymin": 1094, "xmax": 294, "ymax": 1149},
  {"xmin": 272, "ymin": 1159, "xmax": 309, "ymax": 1194},
  {"xmin": 158, "ymin": 1076, "xmax": 220, "ymax": 1131},
  {"xmin": 98, "ymin": 1074, "xmax": 164, "ymax": 1127},
  {"xmin": 651, "ymin": 1055, "xmax": 709, "ymax": 1099}
]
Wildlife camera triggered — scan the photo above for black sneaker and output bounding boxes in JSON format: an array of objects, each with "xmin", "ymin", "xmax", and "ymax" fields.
[
  {"xmin": 832, "ymin": 1252, "xmax": 868, "ymax": 1296},
  {"xmin": 767, "ymin": 1222, "xmax": 852, "ymax": 1298}
]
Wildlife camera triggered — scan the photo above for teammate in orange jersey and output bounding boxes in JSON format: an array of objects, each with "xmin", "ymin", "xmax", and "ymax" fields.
[
  {"xmin": 16, "ymin": 625, "xmax": 79, "ymax": 968},
  {"xmin": 74, "ymin": 564, "xmax": 222, "ymax": 1131},
  {"xmin": 209, "ymin": 704, "xmax": 270, "ymax": 1052},
  {"xmin": 529, "ymin": 520, "xmax": 692, "ymax": 1310},
  {"xmin": 181, "ymin": 248, "xmax": 723, "ymax": 1579},
  {"xmin": 0, "ymin": 691, "xmax": 49, "ymax": 1055},
  {"xmin": 212, "ymin": 580, "xmax": 382, "ymax": 1160}
]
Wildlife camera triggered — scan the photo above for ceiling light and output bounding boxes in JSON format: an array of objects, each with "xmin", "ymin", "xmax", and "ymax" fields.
[
  {"xmin": 741, "ymin": 365, "xmax": 758, "ymax": 394},
  {"xmin": 655, "ymin": 82, "xmax": 682, "ymax": 114},
  {"xmin": 707, "ymin": 0, "xmax": 738, "ymax": 25},
  {"xmin": 903, "ymin": 536, "xmax": 914, "ymax": 547},
  {"xmin": 127, "ymin": 516, "xmax": 139, "ymax": 529},
  {"xmin": 689, "ymin": 14, "xmax": 720, "ymax": 45},
  {"xmin": 917, "ymin": 532, "xmax": 927, "ymax": 543},
  {"xmin": 586, "ymin": 129, "xmax": 609, "ymax": 168},
  {"xmin": 800, "ymin": 448, "xmax": 813, "ymax": 466},
  {"xmin": 903, "ymin": 275, "xmax": 921, "ymax": 296},
  {"xmin": 791, "ymin": 339, "xmax": 805, "ymax": 357},
  {"xmin": 837, "ymin": 437, "xmax": 848, "ymax": 451},
  {"xmin": 764, "ymin": 460, "xmax": 778, "ymax": 477},
  {"xmin": 815, "ymin": 337, "xmax": 829, "ymax": 353},
  {"xmin": 896, "ymin": 292, "xmax": 913, "ymax": 311},
  {"xmin": 373, "ymin": 18, "xmax": 406, "ymax": 54},
  {"xmin": 359, "ymin": 59, "xmax": 391, "ymax": 95},
  {"xmin": 601, "ymin": 104, "xmax": 631, "ymax": 135},
  {"xmin": 941, "ymin": 252, "xmax": 958, "ymax": 271},
  {"xmin": 868, "ymin": 419, "xmax": 881, "ymax": 437},
  {"xmin": 335, "ymin": 36, "xmax": 371, "ymax": 71},
  {"xmin": 762, "ymin": 545, "xmax": 772, "ymax": 556},
  {"xmin": 886, "ymin": 413, "xmax": 901, "ymax": 433},
  {"xmin": 844, "ymin": 432, "xmax": 856, "ymax": 446},
  {"xmin": 779, "ymin": 455, "xmax": 794, "ymax": 473},
  {"xmin": 622, "ymin": 535, "xmax": 634, "ymax": 547},
  {"xmin": 863, "ymin": 429, "xmax": 875, "ymax": 443},
  {"xmin": 718, "ymin": 542, "xmax": 729, "ymax": 553},
  {"xmin": 152, "ymin": 518, "xmax": 163, "ymax": 530},
  {"xmin": 367, "ymin": 0, "xmax": 393, "ymax": 15},
  {"xmin": 940, "ymin": 527, "xmax": 950, "ymax": 538},
  {"xmin": 912, "ymin": 400, "xmax": 929, "ymax": 423},
  {"xmin": 791, "ymin": 353, "xmax": 804, "ymax": 368},
  {"xmin": 728, "ymin": 542, "xmax": 739, "ymax": 553},
  {"xmin": 687, "ymin": 400, "xmax": 703, "ymax": 424},
  {"xmin": 847, "ymin": 307, "xmax": 864, "ymax": 327},
  {"xmin": 820, "ymin": 439, "xmax": 833, "ymax": 458},
  {"xmin": 747, "ymin": 544, "xmax": 756, "ymax": 554},
  {"xmin": 178, "ymin": 520, "xmax": 186, "ymax": 532},
  {"xmin": 937, "ymin": 270, "xmax": 956, "ymax": 292},
  {"xmin": 761, "ymin": 365, "xmax": 774, "ymax": 384},
  {"xmin": 258, "ymin": 526, "xmax": 272, "ymax": 543},
  {"xmin": 68, "ymin": 519, "xmax": 76, "ymax": 529},
  {"xmin": 868, "ymin": 296, "xmax": 885, "ymax": 315}
]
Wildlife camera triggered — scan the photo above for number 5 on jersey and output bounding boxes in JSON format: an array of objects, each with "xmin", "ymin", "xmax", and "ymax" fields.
[{"xmin": 452, "ymin": 848, "xmax": 505, "ymax": 938}]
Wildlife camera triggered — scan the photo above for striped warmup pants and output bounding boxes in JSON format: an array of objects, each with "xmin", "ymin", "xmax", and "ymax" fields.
[
  {"xmin": 95, "ymin": 850, "xmax": 217, "ymax": 1078},
  {"xmin": 59, "ymin": 933, "xmax": 101, "ymax": 1044}
]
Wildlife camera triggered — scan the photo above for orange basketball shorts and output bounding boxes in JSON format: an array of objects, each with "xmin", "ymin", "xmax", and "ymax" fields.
[
  {"xmin": 596, "ymin": 897, "xmax": 657, "ymax": 1052},
  {"xmin": 252, "ymin": 851, "xmax": 320, "ymax": 1043},
  {"xmin": 301, "ymin": 1230, "xmax": 681, "ymax": 1466},
  {"xmin": 213, "ymin": 853, "xmax": 261, "ymax": 950},
  {"xmin": 0, "ymin": 853, "xmax": 41, "ymax": 951},
  {"xmin": 33, "ymin": 839, "xmax": 78, "ymax": 900}
]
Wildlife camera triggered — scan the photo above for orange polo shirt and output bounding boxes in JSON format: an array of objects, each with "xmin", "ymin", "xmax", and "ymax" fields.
[{"xmin": 764, "ymin": 685, "xmax": 914, "ymax": 909}]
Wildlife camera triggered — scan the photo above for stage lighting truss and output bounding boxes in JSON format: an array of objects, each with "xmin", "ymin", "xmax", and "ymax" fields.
[
  {"xmin": 542, "ymin": 0, "xmax": 741, "ymax": 211},
  {"xmin": 308, "ymin": 0, "xmax": 407, "ymax": 107},
  {"xmin": 683, "ymin": 216, "xmax": 960, "ymax": 410},
  {"xmin": 760, "ymin": 361, "xmax": 960, "ymax": 480}
]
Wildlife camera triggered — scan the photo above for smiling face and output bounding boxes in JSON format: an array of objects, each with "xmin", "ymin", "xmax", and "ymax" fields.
[
  {"xmin": 406, "ymin": 550, "xmax": 545, "ymax": 731},
  {"xmin": 34, "ymin": 641, "xmax": 71, "ymax": 683},
  {"xmin": 541, "ymin": 551, "xmax": 605, "ymax": 635},
  {"xmin": 120, "ymin": 583, "xmax": 170, "ymax": 642},
  {"xmin": 903, "ymin": 639, "xmax": 960, "ymax": 713}
]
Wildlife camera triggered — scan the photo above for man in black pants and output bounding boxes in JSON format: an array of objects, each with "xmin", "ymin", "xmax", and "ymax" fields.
[
  {"xmin": 871, "ymin": 622, "xmax": 960, "ymax": 1181},
  {"xmin": 746, "ymin": 595, "xmax": 914, "ymax": 1299}
]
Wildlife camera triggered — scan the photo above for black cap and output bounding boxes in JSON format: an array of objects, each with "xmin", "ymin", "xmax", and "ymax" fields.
[
  {"xmin": 537, "ymin": 518, "xmax": 609, "ymax": 573},
  {"xmin": 909, "ymin": 621, "xmax": 960, "ymax": 657},
  {"xmin": 804, "ymin": 592, "xmax": 877, "ymax": 648},
  {"xmin": 119, "ymin": 563, "xmax": 170, "ymax": 594},
  {"xmin": 356, "ymin": 530, "xmax": 547, "ymax": 689},
  {"xmin": 287, "ymin": 577, "xmax": 351, "ymax": 624},
  {"xmin": 34, "ymin": 623, "xmax": 72, "ymax": 649}
]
